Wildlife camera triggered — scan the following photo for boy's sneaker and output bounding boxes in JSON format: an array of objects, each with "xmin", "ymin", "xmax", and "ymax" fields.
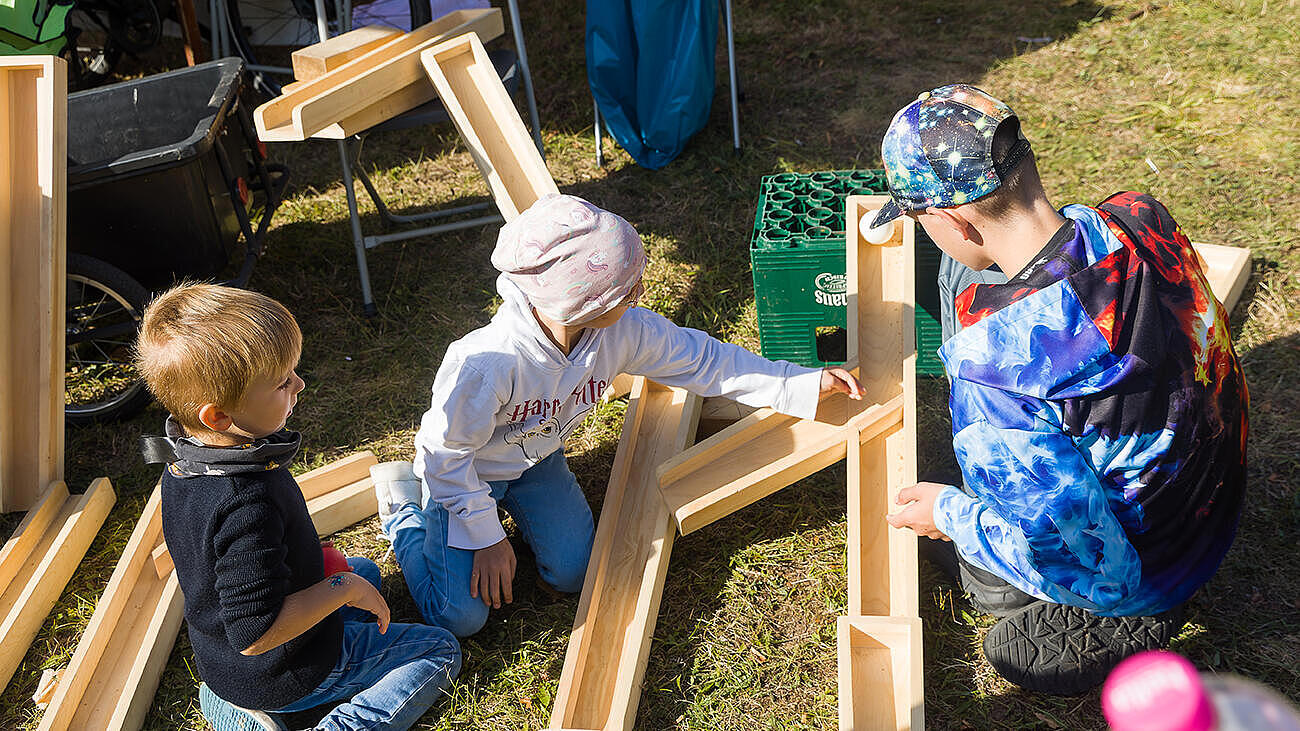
[
  {"xmin": 982, "ymin": 601, "xmax": 1183, "ymax": 695},
  {"xmin": 198, "ymin": 683, "xmax": 287, "ymax": 731},
  {"xmin": 371, "ymin": 460, "xmax": 423, "ymax": 524}
]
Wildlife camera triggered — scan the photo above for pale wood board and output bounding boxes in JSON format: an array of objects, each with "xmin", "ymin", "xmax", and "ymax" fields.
[
  {"xmin": 291, "ymin": 25, "xmax": 403, "ymax": 82},
  {"xmin": 845, "ymin": 195, "xmax": 918, "ymax": 620},
  {"xmin": 0, "ymin": 480, "xmax": 68, "ymax": 592},
  {"xmin": 0, "ymin": 477, "xmax": 114, "ymax": 690},
  {"xmin": 837, "ymin": 616, "xmax": 924, "ymax": 731},
  {"xmin": 253, "ymin": 8, "xmax": 503, "ymax": 141},
  {"xmin": 549, "ymin": 378, "xmax": 701, "ymax": 731},
  {"xmin": 420, "ymin": 33, "xmax": 558, "ymax": 221},
  {"xmin": 1192, "ymin": 241, "xmax": 1251, "ymax": 314},
  {"xmin": 0, "ymin": 56, "xmax": 67, "ymax": 513},
  {"xmin": 657, "ymin": 393, "xmax": 903, "ymax": 536},
  {"xmin": 37, "ymin": 484, "xmax": 170, "ymax": 731},
  {"xmin": 297, "ymin": 451, "xmax": 378, "ymax": 501}
]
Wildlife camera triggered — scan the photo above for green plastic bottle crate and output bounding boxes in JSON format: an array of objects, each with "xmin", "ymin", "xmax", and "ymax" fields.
[{"xmin": 750, "ymin": 170, "xmax": 946, "ymax": 375}]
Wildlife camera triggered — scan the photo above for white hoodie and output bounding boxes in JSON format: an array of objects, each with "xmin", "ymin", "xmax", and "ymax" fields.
[{"xmin": 414, "ymin": 275, "xmax": 823, "ymax": 550}]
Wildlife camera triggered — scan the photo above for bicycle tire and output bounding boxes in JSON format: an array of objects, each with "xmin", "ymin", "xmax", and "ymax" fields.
[{"xmin": 65, "ymin": 253, "xmax": 155, "ymax": 425}]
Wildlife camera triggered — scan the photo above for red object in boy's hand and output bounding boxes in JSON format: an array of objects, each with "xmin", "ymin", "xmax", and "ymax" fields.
[{"xmin": 321, "ymin": 542, "xmax": 351, "ymax": 576}]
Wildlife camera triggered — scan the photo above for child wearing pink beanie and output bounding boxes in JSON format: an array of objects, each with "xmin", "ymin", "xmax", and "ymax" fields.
[{"xmin": 375, "ymin": 193, "xmax": 861, "ymax": 637}]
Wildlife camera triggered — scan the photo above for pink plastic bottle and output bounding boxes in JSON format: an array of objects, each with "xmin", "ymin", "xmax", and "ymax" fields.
[{"xmin": 1102, "ymin": 650, "xmax": 1300, "ymax": 731}]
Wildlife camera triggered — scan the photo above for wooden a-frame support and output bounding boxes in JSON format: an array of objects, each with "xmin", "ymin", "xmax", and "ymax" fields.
[
  {"xmin": 37, "ymin": 452, "xmax": 383, "ymax": 731},
  {"xmin": 548, "ymin": 198, "xmax": 921, "ymax": 729}
]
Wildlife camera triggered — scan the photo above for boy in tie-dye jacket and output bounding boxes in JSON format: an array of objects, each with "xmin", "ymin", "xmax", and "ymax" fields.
[{"xmin": 871, "ymin": 85, "xmax": 1247, "ymax": 694}]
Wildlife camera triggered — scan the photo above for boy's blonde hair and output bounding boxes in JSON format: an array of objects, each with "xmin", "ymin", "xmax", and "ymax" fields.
[{"xmin": 134, "ymin": 283, "xmax": 301, "ymax": 432}]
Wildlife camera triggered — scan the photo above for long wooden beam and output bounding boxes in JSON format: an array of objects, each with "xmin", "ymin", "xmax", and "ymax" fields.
[
  {"xmin": 420, "ymin": 33, "xmax": 558, "ymax": 221},
  {"xmin": 0, "ymin": 478, "xmax": 115, "ymax": 690},
  {"xmin": 0, "ymin": 56, "xmax": 66, "ymax": 512},
  {"xmin": 837, "ymin": 616, "xmax": 924, "ymax": 731},
  {"xmin": 254, "ymin": 9, "xmax": 503, "ymax": 141},
  {"xmin": 549, "ymin": 378, "xmax": 701, "ymax": 731},
  {"xmin": 845, "ymin": 195, "xmax": 918, "ymax": 620},
  {"xmin": 0, "ymin": 480, "xmax": 67, "ymax": 591},
  {"xmin": 291, "ymin": 25, "xmax": 404, "ymax": 82}
]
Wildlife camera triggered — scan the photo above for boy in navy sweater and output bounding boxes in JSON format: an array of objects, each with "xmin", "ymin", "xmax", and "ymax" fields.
[{"xmin": 136, "ymin": 283, "xmax": 460, "ymax": 730}]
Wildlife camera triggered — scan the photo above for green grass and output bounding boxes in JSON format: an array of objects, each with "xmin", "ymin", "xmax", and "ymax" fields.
[{"xmin": 7, "ymin": 0, "xmax": 1298, "ymax": 728}]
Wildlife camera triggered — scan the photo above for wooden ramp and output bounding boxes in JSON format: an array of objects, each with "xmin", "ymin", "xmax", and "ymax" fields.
[
  {"xmin": 549, "ymin": 378, "xmax": 700, "ymax": 731},
  {"xmin": 38, "ymin": 452, "xmax": 382, "ymax": 731},
  {"xmin": 1, "ymin": 55, "xmax": 66, "ymax": 513},
  {"xmin": 0, "ymin": 479, "xmax": 115, "ymax": 690},
  {"xmin": 420, "ymin": 32, "xmax": 558, "ymax": 221}
]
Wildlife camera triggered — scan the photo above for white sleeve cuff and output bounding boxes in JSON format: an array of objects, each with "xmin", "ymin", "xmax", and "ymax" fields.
[
  {"xmin": 774, "ymin": 367, "xmax": 824, "ymax": 421},
  {"xmin": 446, "ymin": 510, "xmax": 507, "ymax": 551}
]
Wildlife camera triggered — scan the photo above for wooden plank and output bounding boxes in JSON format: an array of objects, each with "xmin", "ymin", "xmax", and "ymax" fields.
[
  {"xmin": 550, "ymin": 378, "xmax": 701, "ymax": 731},
  {"xmin": 174, "ymin": 0, "xmax": 206, "ymax": 65},
  {"xmin": 102, "ymin": 573, "xmax": 184, "ymax": 731},
  {"xmin": 1192, "ymin": 242, "xmax": 1251, "ymax": 313},
  {"xmin": 837, "ymin": 616, "xmax": 924, "ymax": 731},
  {"xmin": 657, "ymin": 394, "xmax": 904, "ymax": 536},
  {"xmin": 253, "ymin": 9, "xmax": 504, "ymax": 141},
  {"xmin": 600, "ymin": 373, "xmax": 635, "ymax": 402},
  {"xmin": 291, "ymin": 25, "xmax": 403, "ymax": 82},
  {"xmin": 421, "ymin": 33, "xmax": 558, "ymax": 221},
  {"xmin": 306, "ymin": 476, "xmax": 378, "ymax": 537},
  {"xmin": 310, "ymin": 79, "xmax": 433, "ymax": 139},
  {"xmin": 149, "ymin": 542, "xmax": 172, "ymax": 579},
  {"xmin": 0, "ymin": 56, "xmax": 66, "ymax": 513},
  {"xmin": 297, "ymin": 451, "xmax": 377, "ymax": 502},
  {"xmin": 0, "ymin": 480, "xmax": 68, "ymax": 592},
  {"xmin": 844, "ymin": 196, "xmax": 918, "ymax": 619},
  {"xmin": 37, "ymin": 484, "xmax": 166, "ymax": 731},
  {"xmin": 0, "ymin": 477, "xmax": 114, "ymax": 690}
]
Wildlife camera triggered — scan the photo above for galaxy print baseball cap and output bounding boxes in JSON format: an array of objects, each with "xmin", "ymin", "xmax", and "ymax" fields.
[{"xmin": 870, "ymin": 84, "xmax": 1031, "ymax": 228}]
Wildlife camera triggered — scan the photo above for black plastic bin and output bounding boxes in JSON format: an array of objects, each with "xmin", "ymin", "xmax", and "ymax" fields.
[{"xmin": 66, "ymin": 58, "xmax": 271, "ymax": 290}]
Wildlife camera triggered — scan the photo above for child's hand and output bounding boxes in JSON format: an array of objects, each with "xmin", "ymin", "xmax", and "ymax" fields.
[
  {"xmin": 471, "ymin": 538, "xmax": 517, "ymax": 609},
  {"xmin": 342, "ymin": 572, "xmax": 391, "ymax": 633},
  {"xmin": 885, "ymin": 482, "xmax": 951, "ymax": 541},
  {"xmin": 821, "ymin": 367, "xmax": 864, "ymax": 400}
]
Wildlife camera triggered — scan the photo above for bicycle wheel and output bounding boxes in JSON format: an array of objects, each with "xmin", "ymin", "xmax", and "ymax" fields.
[
  {"xmin": 65, "ymin": 253, "xmax": 154, "ymax": 425},
  {"xmin": 224, "ymin": 0, "xmax": 329, "ymax": 94}
]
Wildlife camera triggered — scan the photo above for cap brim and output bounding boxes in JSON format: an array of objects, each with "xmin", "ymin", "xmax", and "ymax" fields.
[{"xmin": 869, "ymin": 198, "xmax": 904, "ymax": 228}]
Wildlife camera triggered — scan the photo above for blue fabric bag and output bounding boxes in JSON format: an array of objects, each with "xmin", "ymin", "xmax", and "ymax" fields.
[{"xmin": 586, "ymin": 0, "xmax": 719, "ymax": 169}]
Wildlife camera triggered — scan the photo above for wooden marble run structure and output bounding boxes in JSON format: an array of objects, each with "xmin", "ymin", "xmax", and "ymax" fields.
[{"xmin": 549, "ymin": 195, "xmax": 924, "ymax": 731}]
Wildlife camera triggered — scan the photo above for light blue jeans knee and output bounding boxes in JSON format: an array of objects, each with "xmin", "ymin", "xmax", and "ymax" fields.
[{"xmin": 383, "ymin": 448, "xmax": 595, "ymax": 637}]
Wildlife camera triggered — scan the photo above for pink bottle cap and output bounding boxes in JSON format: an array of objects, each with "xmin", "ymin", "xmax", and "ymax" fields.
[{"xmin": 1102, "ymin": 651, "xmax": 1216, "ymax": 731}]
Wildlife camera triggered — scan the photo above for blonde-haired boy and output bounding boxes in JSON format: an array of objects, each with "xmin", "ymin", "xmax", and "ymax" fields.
[{"xmin": 136, "ymin": 283, "xmax": 461, "ymax": 731}]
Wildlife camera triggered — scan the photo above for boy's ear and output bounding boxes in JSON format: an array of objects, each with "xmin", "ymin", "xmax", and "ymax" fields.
[
  {"xmin": 926, "ymin": 206, "xmax": 982, "ymax": 245},
  {"xmin": 197, "ymin": 403, "xmax": 233, "ymax": 433}
]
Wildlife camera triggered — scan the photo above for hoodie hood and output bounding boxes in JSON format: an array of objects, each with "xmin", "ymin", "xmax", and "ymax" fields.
[
  {"xmin": 492, "ymin": 274, "xmax": 597, "ymax": 371},
  {"xmin": 938, "ymin": 204, "xmax": 1148, "ymax": 401}
]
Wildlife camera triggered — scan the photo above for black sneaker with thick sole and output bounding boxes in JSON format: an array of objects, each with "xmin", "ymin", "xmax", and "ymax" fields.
[{"xmin": 982, "ymin": 601, "xmax": 1184, "ymax": 695}]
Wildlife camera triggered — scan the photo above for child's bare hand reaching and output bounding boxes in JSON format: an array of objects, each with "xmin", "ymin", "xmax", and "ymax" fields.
[
  {"xmin": 341, "ymin": 572, "xmax": 391, "ymax": 633},
  {"xmin": 472, "ymin": 538, "xmax": 517, "ymax": 609},
  {"xmin": 821, "ymin": 367, "xmax": 864, "ymax": 399},
  {"xmin": 886, "ymin": 482, "xmax": 951, "ymax": 541}
]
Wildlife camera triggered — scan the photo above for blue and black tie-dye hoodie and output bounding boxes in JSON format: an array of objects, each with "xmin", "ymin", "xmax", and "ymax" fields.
[{"xmin": 932, "ymin": 191, "xmax": 1247, "ymax": 617}]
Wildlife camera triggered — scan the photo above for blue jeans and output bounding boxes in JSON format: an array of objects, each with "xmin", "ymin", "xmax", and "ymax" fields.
[
  {"xmin": 383, "ymin": 448, "xmax": 595, "ymax": 637},
  {"xmin": 273, "ymin": 557, "xmax": 462, "ymax": 730}
]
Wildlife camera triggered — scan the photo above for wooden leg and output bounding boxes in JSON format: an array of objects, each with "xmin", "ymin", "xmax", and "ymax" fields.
[{"xmin": 174, "ymin": 0, "xmax": 207, "ymax": 65}]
